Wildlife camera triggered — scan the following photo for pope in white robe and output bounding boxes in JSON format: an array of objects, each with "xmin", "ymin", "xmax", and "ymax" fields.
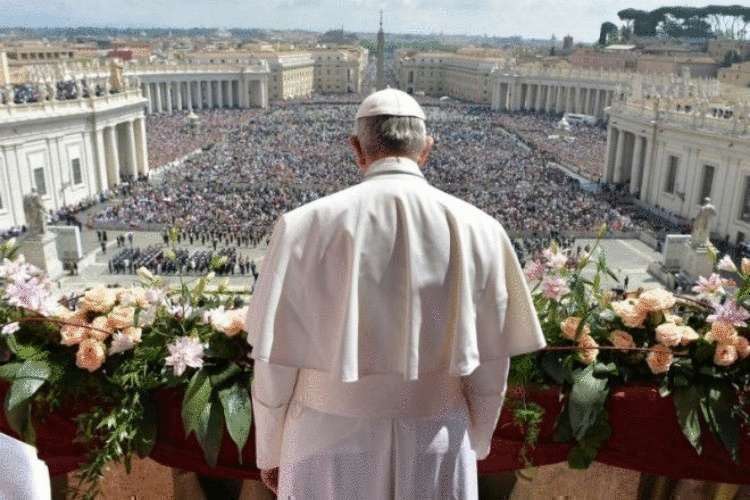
[{"xmin": 246, "ymin": 89, "xmax": 546, "ymax": 499}]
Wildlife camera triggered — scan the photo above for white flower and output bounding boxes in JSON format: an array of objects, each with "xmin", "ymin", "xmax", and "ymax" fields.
[
  {"xmin": 1, "ymin": 322, "xmax": 20, "ymax": 335},
  {"xmin": 137, "ymin": 306, "xmax": 157, "ymax": 327},
  {"xmin": 109, "ymin": 331, "xmax": 136, "ymax": 355},
  {"xmin": 144, "ymin": 287, "xmax": 165, "ymax": 305},
  {"xmin": 543, "ymin": 248, "xmax": 568, "ymax": 270},
  {"xmin": 201, "ymin": 306, "xmax": 225, "ymax": 325},
  {"xmin": 167, "ymin": 303, "xmax": 193, "ymax": 320},
  {"xmin": 164, "ymin": 336, "xmax": 205, "ymax": 377},
  {"xmin": 717, "ymin": 255, "xmax": 737, "ymax": 273}
]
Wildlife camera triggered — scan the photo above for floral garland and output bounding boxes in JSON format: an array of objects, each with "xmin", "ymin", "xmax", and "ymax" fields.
[
  {"xmin": 1, "ymin": 230, "xmax": 749, "ymax": 496},
  {"xmin": 509, "ymin": 229, "xmax": 750, "ymax": 468},
  {"xmin": 0, "ymin": 240, "xmax": 254, "ymax": 499}
]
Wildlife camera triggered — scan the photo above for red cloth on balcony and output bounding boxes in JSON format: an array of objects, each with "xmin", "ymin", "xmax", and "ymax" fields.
[{"xmin": 1, "ymin": 383, "xmax": 749, "ymax": 483}]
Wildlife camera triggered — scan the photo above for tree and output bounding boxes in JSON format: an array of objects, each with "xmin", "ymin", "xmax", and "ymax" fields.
[
  {"xmin": 721, "ymin": 49, "xmax": 742, "ymax": 67},
  {"xmin": 599, "ymin": 22, "xmax": 619, "ymax": 46}
]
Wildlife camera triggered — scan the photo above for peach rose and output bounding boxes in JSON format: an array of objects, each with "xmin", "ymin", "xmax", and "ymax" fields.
[
  {"xmin": 107, "ymin": 306, "xmax": 135, "ymax": 330},
  {"xmin": 560, "ymin": 316, "xmax": 590, "ymax": 341},
  {"xmin": 79, "ymin": 286, "xmax": 117, "ymax": 313},
  {"xmin": 60, "ymin": 323, "xmax": 87, "ymax": 346},
  {"xmin": 742, "ymin": 258, "xmax": 750, "ymax": 275},
  {"xmin": 211, "ymin": 308, "xmax": 248, "ymax": 337},
  {"xmin": 54, "ymin": 305, "xmax": 77, "ymax": 321},
  {"xmin": 705, "ymin": 321, "xmax": 738, "ymax": 345},
  {"xmin": 679, "ymin": 326, "xmax": 699, "ymax": 345},
  {"xmin": 646, "ymin": 344, "xmax": 674, "ymax": 374},
  {"xmin": 655, "ymin": 323, "xmax": 683, "ymax": 347},
  {"xmin": 76, "ymin": 338, "xmax": 106, "ymax": 372},
  {"xmin": 577, "ymin": 335, "xmax": 599, "ymax": 365},
  {"xmin": 611, "ymin": 299, "xmax": 647, "ymax": 328},
  {"xmin": 122, "ymin": 326, "xmax": 143, "ymax": 343},
  {"xmin": 636, "ymin": 288, "xmax": 676, "ymax": 313},
  {"xmin": 714, "ymin": 343, "xmax": 738, "ymax": 367},
  {"xmin": 609, "ymin": 330, "xmax": 635, "ymax": 351},
  {"xmin": 117, "ymin": 287, "xmax": 150, "ymax": 308},
  {"xmin": 88, "ymin": 315, "xmax": 114, "ymax": 342},
  {"xmin": 734, "ymin": 336, "xmax": 750, "ymax": 359},
  {"xmin": 663, "ymin": 312, "xmax": 684, "ymax": 326}
]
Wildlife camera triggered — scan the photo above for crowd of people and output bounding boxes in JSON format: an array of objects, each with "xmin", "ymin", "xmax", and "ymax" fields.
[
  {"xmin": 90, "ymin": 101, "xmax": 688, "ymax": 250},
  {"xmin": 107, "ymin": 244, "xmax": 259, "ymax": 279},
  {"xmin": 494, "ymin": 112, "xmax": 608, "ymax": 181},
  {"xmin": 146, "ymin": 109, "xmax": 259, "ymax": 169}
]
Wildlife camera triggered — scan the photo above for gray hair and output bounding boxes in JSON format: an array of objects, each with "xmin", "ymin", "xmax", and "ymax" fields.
[{"xmin": 354, "ymin": 115, "xmax": 427, "ymax": 158}]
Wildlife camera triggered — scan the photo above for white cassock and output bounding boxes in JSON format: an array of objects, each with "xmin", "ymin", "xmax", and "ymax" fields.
[
  {"xmin": 246, "ymin": 156, "xmax": 546, "ymax": 499},
  {"xmin": 0, "ymin": 433, "xmax": 51, "ymax": 500}
]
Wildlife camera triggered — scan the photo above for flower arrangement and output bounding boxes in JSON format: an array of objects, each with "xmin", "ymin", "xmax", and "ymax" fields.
[
  {"xmin": 0, "ymin": 240, "xmax": 253, "ymax": 498},
  {"xmin": 511, "ymin": 228, "xmax": 750, "ymax": 469}
]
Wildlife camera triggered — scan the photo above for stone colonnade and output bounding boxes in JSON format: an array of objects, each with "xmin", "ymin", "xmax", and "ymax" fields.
[
  {"xmin": 604, "ymin": 124, "xmax": 654, "ymax": 199},
  {"xmin": 94, "ymin": 117, "xmax": 149, "ymax": 190},
  {"xmin": 139, "ymin": 76, "xmax": 268, "ymax": 115},
  {"xmin": 492, "ymin": 79, "xmax": 617, "ymax": 120}
]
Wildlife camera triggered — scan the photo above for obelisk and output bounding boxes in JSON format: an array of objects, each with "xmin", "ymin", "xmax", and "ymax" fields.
[{"xmin": 376, "ymin": 10, "xmax": 385, "ymax": 90}]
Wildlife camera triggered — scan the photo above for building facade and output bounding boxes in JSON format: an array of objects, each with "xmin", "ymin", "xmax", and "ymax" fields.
[
  {"xmin": 719, "ymin": 62, "xmax": 750, "ymax": 88},
  {"xmin": 396, "ymin": 51, "xmax": 508, "ymax": 104},
  {"xmin": 309, "ymin": 47, "xmax": 368, "ymax": 94},
  {"xmin": 605, "ymin": 95, "xmax": 750, "ymax": 244},
  {"xmin": 0, "ymin": 81, "xmax": 148, "ymax": 229}
]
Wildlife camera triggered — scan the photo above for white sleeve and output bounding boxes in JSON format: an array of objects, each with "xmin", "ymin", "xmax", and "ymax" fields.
[
  {"xmin": 251, "ymin": 360, "xmax": 299, "ymax": 470},
  {"xmin": 460, "ymin": 357, "xmax": 510, "ymax": 460}
]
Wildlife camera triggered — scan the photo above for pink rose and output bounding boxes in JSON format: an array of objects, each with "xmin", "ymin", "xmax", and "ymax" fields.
[
  {"xmin": 636, "ymin": 289, "xmax": 676, "ymax": 313},
  {"xmin": 107, "ymin": 306, "xmax": 135, "ymax": 330},
  {"xmin": 679, "ymin": 326, "xmax": 699, "ymax": 345},
  {"xmin": 609, "ymin": 330, "xmax": 635, "ymax": 351},
  {"xmin": 714, "ymin": 343, "xmax": 738, "ymax": 367},
  {"xmin": 646, "ymin": 344, "xmax": 673, "ymax": 375},
  {"xmin": 88, "ymin": 316, "xmax": 114, "ymax": 342},
  {"xmin": 79, "ymin": 286, "xmax": 117, "ymax": 313},
  {"xmin": 611, "ymin": 299, "xmax": 647, "ymax": 328},
  {"xmin": 76, "ymin": 338, "xmax": 106, "ymax": 372}
]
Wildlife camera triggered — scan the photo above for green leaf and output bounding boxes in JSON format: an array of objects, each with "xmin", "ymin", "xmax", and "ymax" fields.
[
  {"xmin": 7, "ymin": 360, "xmax": 50, "ymax": 411},
  {"xmin": 568, "ymin": 366, "xmax": 609, "ymax": 441},
  {"xmin": 4, "ymin": 391, "xmax": 35, "ymax": 444},
  {"xmin": 135, "ymin": 397, "xmax": 158, "ymax": 458},
  {"xmin": 195, "ymin": 399, "xmax": 224, "ymax": 468},
  {"xmin": 541, "ymin": 351, "xmax": 568, "ymax": 385},
  {"xmin": 703, "ymin": 385, "xmax": 741, "ymax": 462},
  {"xmin": 0, "ymin": 362, "xmax": 23, "ymax": 381},
  {"xmin": 209, "ymin": 363, "xmax": 242, "ymax": 389},
  {"xmin": 672, "ymin": 386, "xmax": 703, "ymax": 454},
  {"xmin": 567, "ymin": 411, "xmax": 611, "ymax": 469},
  {"xmin": 181, "ymin": 369, "xmax": 212, "ymax": 435},
  {"xmin": 218, "ymin": 383, "xmax": 252, "ymax": 462}
]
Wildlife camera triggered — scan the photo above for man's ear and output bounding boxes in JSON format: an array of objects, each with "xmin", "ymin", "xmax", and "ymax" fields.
[
  {"xmin": 417, "ymin": 136, "xmax": 434, "ymax": 167},
  {"xmin": 350, "ymin": 135, "xmax": 366, "ymax": 170}
]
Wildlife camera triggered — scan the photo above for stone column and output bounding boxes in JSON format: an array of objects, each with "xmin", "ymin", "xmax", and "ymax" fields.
[
  {"xmin": 176, "ymin": 82, "xmax": 183, "ymax": 111},
  {"xmin": 144, "ymin": 83, "xmax": 152, "ymax": 114},
  {"xmin": 134, "ymin": 117, "xmax": 149, "ymax": 176},
  {"xmin": 217, "ymin": 80, "xmax": 224, "ymax": 108},
  {"xmin": 197, "ymin": 81, "xmax": 204, "ymax": 110},
  {"xmin": 207, "ymin": 81, "xmax": 214, "ymax": 108},
  {"xmin": 186, "ymin": 81, "xmax": 193, "ymax": 111},
  {"xmin": 629, "ymin": 136, "xmax": 644, "ymax": 194},
  {"xmin": 93, "ymin": 128, "xmax": 109, "ymax": 192},
  {"xmin": 104, "ymin": 125, "xmax": 120, "ymax": 189},
  {"xmin": 593, "ymin": 89, "xmax": 601, "ymax": 119},
  {"xmin": 228, "ymin": 80, "xmax": 234, "ymax": 108},
  {"xmin": 613, "ymin": 128, "xmax": 625, "ymax": 183},
  {"xmin": 166, "ymin": 82, "xmax": 173, "ymax": 113},
  {"xmin": 154, "ymin": 83, "xmax": 162, "ymax": 113},
  {"xmin": 125, "ymin": 120, "xmax": 138, "ymax": 178},
  {"xmin": 640, "ymin": 138, "xmax": 654, "ymax": 202}
]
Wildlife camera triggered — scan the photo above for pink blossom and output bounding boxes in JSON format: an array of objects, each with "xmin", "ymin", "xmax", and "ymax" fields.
[
  {"xmin": 0, "ymin": 256, "xmax": 36, "ymax": 284},
  {"xmin": 523, "ymin": 260, "xmax": 545, "ymax": 282},
  {"xmin": 543, "ymin": 248, "xmax": 568, "ymax": 270},
  {"xmin": 542, "ymin": 276, "xmax": 570, "ymax": 302},
  {"xmin": 4, "ymin": 276, "xmax": 56, "ymax": 315},
  {"xmin": 717, "ymin": 255, "xmax": 737, "ymax": 273},
  {"xmin": 691, "ymin": 274, "xmax": 725, "ymax": 299},
  {"xmin": 164, "ymin": 336, "xmax": 205, "ymax": 377},
  {"xmin": 707, "ymin": 300, "xmax": 750, "ymax": 327}
]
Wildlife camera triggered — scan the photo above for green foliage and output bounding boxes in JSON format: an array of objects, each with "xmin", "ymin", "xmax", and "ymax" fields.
[
  {"xmin": 218, "ymin": 382, "xmax": 252, "ymax": 462},
  {"xmin": 512, "ymin": 401, "xmax": 545, "ymax": 468}
]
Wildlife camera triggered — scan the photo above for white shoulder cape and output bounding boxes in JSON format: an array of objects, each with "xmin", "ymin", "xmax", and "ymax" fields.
[{"xmin": 246, "ymin": 172, "xmax": 546, "ymax": 382}]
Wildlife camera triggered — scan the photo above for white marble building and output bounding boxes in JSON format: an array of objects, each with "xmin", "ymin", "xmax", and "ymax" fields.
[
  {"xmin": 0, "ymin": 81, "xmax": 147, "ymax": 229},
  {"xmin": 606, "ymin": 95, "xmax": 750, "ymax": 244}
]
